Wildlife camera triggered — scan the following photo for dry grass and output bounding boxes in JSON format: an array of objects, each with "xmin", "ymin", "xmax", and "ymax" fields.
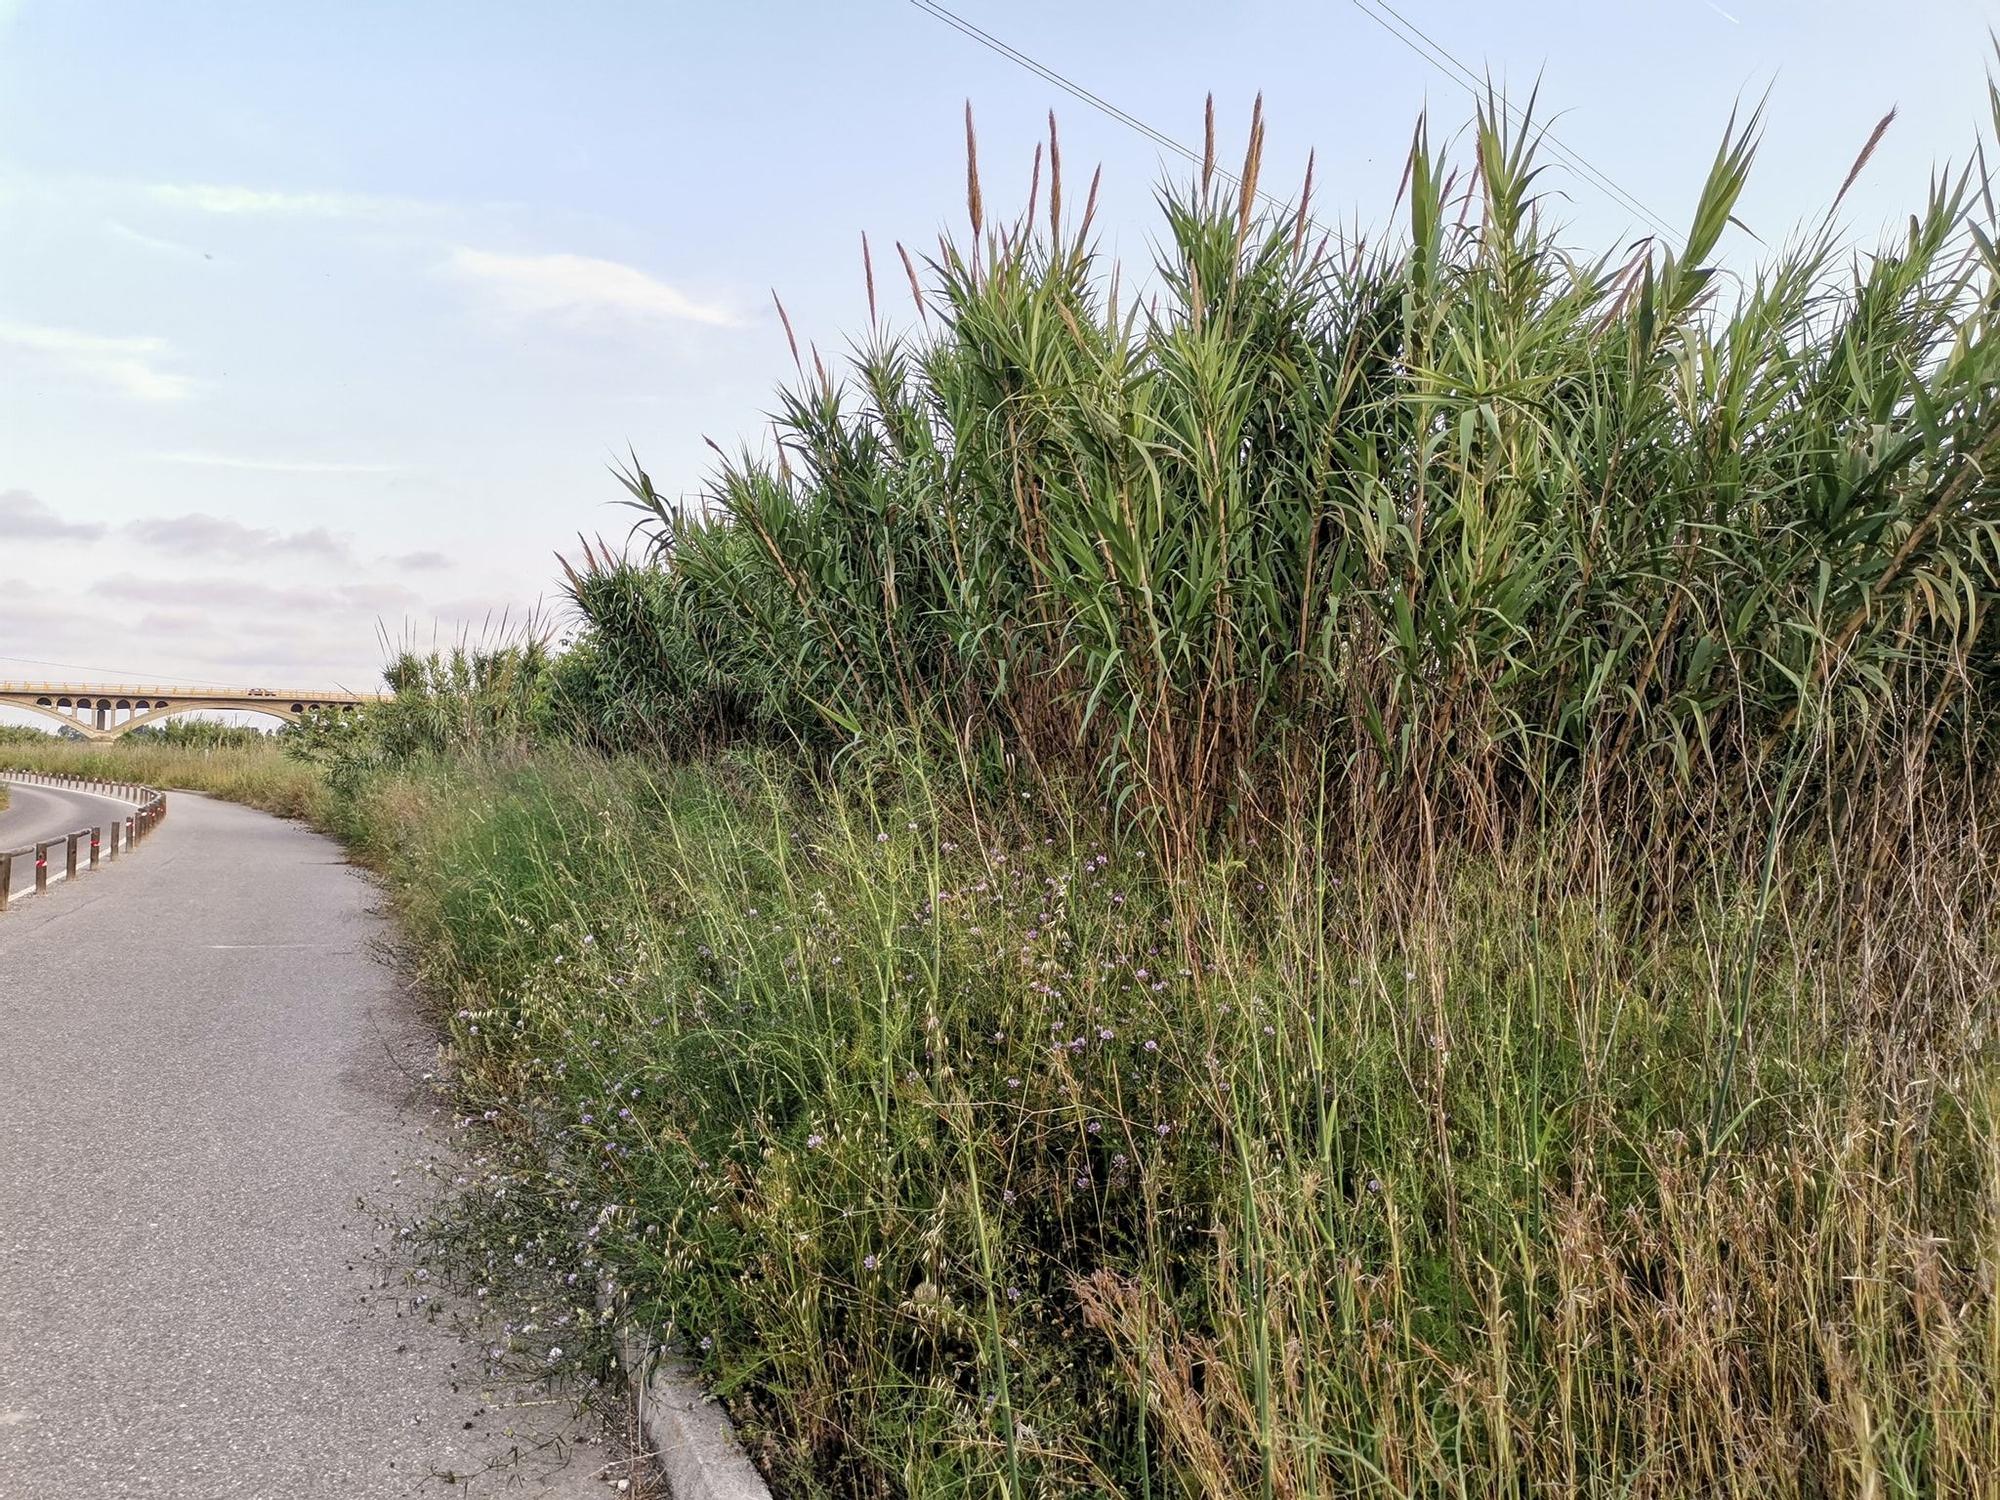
[{"xmin": 0, "ymin": 738, "xmax": 328, "ymax": 824}]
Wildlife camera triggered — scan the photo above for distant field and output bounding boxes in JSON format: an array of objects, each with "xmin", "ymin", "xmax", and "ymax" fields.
[{"xmin": 0, "ymin": 739, "xmax": 325, "ymax": 825}]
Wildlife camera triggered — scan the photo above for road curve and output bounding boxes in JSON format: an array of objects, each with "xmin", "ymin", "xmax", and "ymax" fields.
[
  {"xmin": 0, "ymin": 779, "xmax": 135, "ymax": 889},
  {"xmin": 0, "ymin": 792, "xmax": 619, "ymax": 1497}
]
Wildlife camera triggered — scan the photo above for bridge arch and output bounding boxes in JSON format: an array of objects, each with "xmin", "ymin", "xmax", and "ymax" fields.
[
  {"xmin": 2, "ymin": 698, "xmax": 299, "ymax": 740},
  {"xmin": 1, "ymin": 682, "xmax": 382, "ymax": 741},
  {"xmin": 117, "ymin": 702, "xmax": 304, "ymax": 734}
]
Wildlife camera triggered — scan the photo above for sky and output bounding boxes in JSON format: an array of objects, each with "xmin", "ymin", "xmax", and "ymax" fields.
[{"xmin": 3, "ymin": 0, "xmax": 1996, "ymax": 716}]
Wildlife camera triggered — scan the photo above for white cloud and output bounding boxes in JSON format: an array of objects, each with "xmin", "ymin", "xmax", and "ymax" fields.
[
  {"xmin": 107, "ymin": 220, "xmax": 211, "ymax": 259},
  {"xmin": 124, "ymin": 514, "xmax": 356, "ymax": 565},
  {"xmin": 0, "ymin": 489, "xmax": 106, "ymax": 542},
  {"xmin": 0, "ymin": 321, "xmax": 193, "ymax": 401},
  {"xmin": 147, "ymin": 182, "xmax": 416, "ymax": 218},
  {"xmin": 389, "ymin": 549, "xmax": 452, "ymax": 572},
  {"xmin": 105, "ymin": 572, "xmax": 421, "ymax": 616},
  {"xmin": 447, "ymin": 248, "xmax": 739, "ymax": 327},
  {"xmin": 156, "ymin": 450, "xmax": 400, "ymax": 475},
  {"xmin": 0, "ymin": 494, "xmax": 372, "ymax": 566}
]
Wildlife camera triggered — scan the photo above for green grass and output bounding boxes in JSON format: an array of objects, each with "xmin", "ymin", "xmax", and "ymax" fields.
[
  {"xmin": 0, "ymin": 725, "xmax": 50, "ymax": 812},
  {"xmin": 343, "ymin": 745, "xmax": 2000, "ymax": 1499}
]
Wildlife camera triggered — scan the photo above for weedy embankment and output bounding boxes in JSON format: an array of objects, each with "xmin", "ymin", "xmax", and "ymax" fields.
[
  {"xmin": 344, "ymin": 745, "xmax": 1998, "ymax": 1499},
  {"xmin": 362, "ymin": 86, "xmax": 2000, "ymax": 1498}
]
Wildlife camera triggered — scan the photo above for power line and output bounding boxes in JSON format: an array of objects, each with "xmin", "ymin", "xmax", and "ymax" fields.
[
  {"xmin": 1344, "ymin": 0, "xmax": 1684, "ymax": 246},
  {"xmin": 909, "ymin": 0, "xmax": 1685, "ymax": 251},
  {"xmin": 906, "ymin": 0, "xmax": 1330, "ymax": 232},
  {"xmin": 912, "ymin": 0, "xmax": 1198, "ymax": 173}
]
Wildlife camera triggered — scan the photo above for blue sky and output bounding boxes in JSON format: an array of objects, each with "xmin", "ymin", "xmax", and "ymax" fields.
[{"xmin": 2, "ymin": 0, "xmax": 1995, "ymax": 698}]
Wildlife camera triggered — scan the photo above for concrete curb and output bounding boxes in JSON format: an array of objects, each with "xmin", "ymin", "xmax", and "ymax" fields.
[
  {"xmin": 610, "ymin": 1327, "xmax": 773, "ymax": 1500},
  {"xmin": 590, "ymin": 1282, "xmax": 770, "ymax": 1500}
]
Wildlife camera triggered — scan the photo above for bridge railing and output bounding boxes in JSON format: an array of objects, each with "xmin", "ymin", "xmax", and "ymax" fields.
[
  {"xmin": 0, "ymin": 682, "xmax": 235, "ymax": 696},
  {"xmin": 0, "ymin": 773, "xmax": 167, "ymax": 913},
  {"xmin": 0, "ymin": 681, "xmax": 381, "ymax": 700}
]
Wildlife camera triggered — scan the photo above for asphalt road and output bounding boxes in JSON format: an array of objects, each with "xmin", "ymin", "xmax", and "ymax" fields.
[
  {"xmin": 0, "ymin": 791, "xmax": 630, "ymax": 1497},
  {"xmin": 0, "ymin": 780, "xmax": 134, "ymax": 896}
]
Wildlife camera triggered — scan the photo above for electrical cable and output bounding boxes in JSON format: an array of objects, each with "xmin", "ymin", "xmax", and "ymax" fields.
[
  {"xmin": 908, "ymin": 0, "xmax": 1331, "ymax": 231},
  {"xmin": 910, "ymin": 0, "xmax": 1685, "ymax": 248},
  {"xmin": 1344, "ymin": 0, "xmax": 1684, "ymax": 245}
]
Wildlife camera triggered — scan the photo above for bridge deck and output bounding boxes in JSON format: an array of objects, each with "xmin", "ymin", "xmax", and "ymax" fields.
[
  {"xmin": 0, "ymin": 682, "xmax": 388, "ymax": 741},
  {"xmin": 0, "ymin": 681, "xmax": 385, "ymax": 702}
]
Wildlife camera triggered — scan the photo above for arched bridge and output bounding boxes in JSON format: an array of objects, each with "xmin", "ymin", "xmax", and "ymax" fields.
[{"xmin": 0, "ymin": 681, "xmax": 388, "ymax": 741}]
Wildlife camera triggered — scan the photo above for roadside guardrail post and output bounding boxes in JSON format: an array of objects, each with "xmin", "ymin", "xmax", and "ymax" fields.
[{"xmin": 0, "ymin": 776, "xmax": 164, "ymax": 909}]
